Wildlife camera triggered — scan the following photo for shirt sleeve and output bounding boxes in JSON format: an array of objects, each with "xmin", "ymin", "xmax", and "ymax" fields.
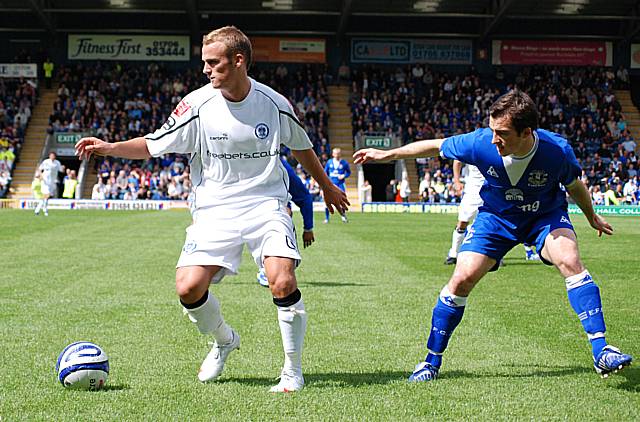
[
  {"xmin": 145, "ymin": 99, "xmax": 199, "ymax": 157},
  {"xmin": 439, "ymin": 129, "xmax": 480, "ymax": 164},
  {"xmin": 283, "ymin": 161, "xmax": 314, "ymax": 230},
  {"xmin": 279, "ymin": 101, "xmax": 313, "ymax": 150},
  {"xmin": 559, "ymin": 144, "xmax": 582, "ymax": 187}
]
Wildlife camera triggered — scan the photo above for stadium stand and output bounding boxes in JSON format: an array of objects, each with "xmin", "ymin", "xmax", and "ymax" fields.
[
  {"xmin": 350, "ymin": 64, "xmax": 639, "ymax": 204},
  {"xmin": 0, "ymin": 78, "xmax": 37, "ymax": 198},
  {"xmin": 30, "ymin": 62, "xmax": 337, "ymax": 201}
]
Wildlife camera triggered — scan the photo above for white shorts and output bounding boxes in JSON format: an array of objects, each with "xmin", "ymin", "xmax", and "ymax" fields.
[
  {"xmin": 458, "ymin": 191, "xmax": 483, "ymax": 223},
  {"xmin": 176, "ymin": 199, "xmax": 301, "ymax": 283},
  {"xmin": 40, "ymin": 182, "xmax": 55, "ymax": 196}
]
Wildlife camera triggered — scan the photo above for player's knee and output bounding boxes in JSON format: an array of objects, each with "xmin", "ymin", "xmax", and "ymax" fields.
[
  {"xmin": 554, "ymin": 256, "xmax": 584, "ymax": 277},
  {"xmin": 448, "ymin": 271, "xmax": 479, "ymax": 296},
  {"xmin": 175, "ymin": 274, "xmax": 203, "ymax": 301},
  {"xmin": 269, "ymin": 272, "xmax": 297, "ymax": 298}
]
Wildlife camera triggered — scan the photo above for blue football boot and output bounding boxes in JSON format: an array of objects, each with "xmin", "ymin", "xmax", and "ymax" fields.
[
  {"xmin": 408, "ymin": 361, "xmax": 439, "ymax": 382},
  {"xmin": 594, "ymin": 345, "xmax": 632, "ymax": 378}
]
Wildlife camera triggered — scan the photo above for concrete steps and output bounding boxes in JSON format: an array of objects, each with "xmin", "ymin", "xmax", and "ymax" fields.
[
  {"xmin": 327, "ymin": 85, "xmax": 359, "ymax": 207},
  {"xmin": 10, "ymin": 88, "xmax": 57, "ymax": 199},
  {"xmin": 615, "ymin": 90, "xmax": 640, "ymax": 153}
]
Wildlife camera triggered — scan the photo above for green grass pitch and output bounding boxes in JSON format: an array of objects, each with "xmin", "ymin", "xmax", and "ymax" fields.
[{"xmin": 0, "ymin": 209, "xmax": 638, "ymax": 420}]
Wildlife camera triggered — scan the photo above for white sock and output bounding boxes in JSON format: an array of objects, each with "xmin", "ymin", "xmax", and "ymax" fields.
[
  {"xmin": 277, "ymin": 298, "xmax": 307, "ymax": 375},
  {"xmin": 448, "ymin": 228, "xmax": 465, "ymax": 258},
  {"xmin": 184, "ymin": 293, "xmax": 233, "ymax": 344},
  {"xmin": 35, "ymin": 200, "xmax": 43, "ymax": 213},
  {"xmin": 43, "ymin": 198, "xmax": 49, "ymax": 213}
]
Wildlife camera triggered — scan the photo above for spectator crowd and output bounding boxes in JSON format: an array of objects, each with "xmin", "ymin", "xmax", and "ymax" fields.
[
  {"xmin": 0, "ymin": 78, "xmax": 37, "ymax": 197},
  {"xmin": 349, "ymin": 63, "xmax": 638, "ymax": 205}
]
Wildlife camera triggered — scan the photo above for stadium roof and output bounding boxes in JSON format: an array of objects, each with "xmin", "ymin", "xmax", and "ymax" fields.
[{"xmin": 3, "ymin": 0, "xmax": 640, "ymax": 42}]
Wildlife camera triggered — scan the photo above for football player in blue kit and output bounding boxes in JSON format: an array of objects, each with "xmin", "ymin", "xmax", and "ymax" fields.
[
  {"xmin": 257, "ymin": 157, "xmax": 315, "ymax": 287},
  {"xmin": 324, "ymin": 147, "xmax": 351, "ymax": 223},
  {"xmin": 354, "ymin": 90, "xmax": 632, "ymax": 382}
]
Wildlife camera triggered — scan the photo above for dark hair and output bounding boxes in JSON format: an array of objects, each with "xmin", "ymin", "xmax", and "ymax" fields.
[{"xmin": 489, "ymin": 89, "xmax": 539, "ymax": 135}]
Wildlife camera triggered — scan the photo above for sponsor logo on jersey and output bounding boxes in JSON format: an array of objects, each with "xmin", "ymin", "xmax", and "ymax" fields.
[
  {"xmin": 209, "ymin": 133, "xmax": 229, "ymax": 141},
  {"xmin": 487, "ymin": 166, "xmax": 498, "ymax": 178},
  {"xmin": 206, "ymin": 149, "xmax": 279, "ymax": 160},
  {"xmin": 255, "ymin": 123, "xmax": 270, "ymax": 140},
  {"xmin": 560, "ymin": 215, "xmax": 571, "ymax": 224},
  {"xmin": 528, "ymin": 170, "xmax": 548, "ymax": 187},
  {"xmin": 173, "ymin": 100, "xmax": 191, "ymax": 117},
  {"xmin": 505, "ymin": 188, "xmax": 524, "ymax": 201}
]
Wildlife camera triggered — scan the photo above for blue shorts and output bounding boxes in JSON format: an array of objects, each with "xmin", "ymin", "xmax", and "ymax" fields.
[{"xmin": 459, "ymin": 208, "xmax": 575, "ymax": 270}]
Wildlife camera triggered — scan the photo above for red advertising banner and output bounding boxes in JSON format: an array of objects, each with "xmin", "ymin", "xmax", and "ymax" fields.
[
  {"xmin": 492, "ymin": 40, "xmax": 612, "ymax": 66},
  {"xmin": 251, "ymin": 37, "xmax": 326, "ymax": 63}
]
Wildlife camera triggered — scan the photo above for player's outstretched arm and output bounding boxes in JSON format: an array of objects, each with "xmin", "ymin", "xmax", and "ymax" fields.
[
  {"xmin": 566, "ymin": 179, "xmax": 613, "ymax": 237},
  {"xmin": 75, "ymin": 137, "xmax": 151, "ymax": 160},
  {"xmin": 292, "ymin": 148, "xmax": 350, "ymax": 214},
  {"xmin": 353, "ymin": 138, "xmax": 445, "ymax": 164}
]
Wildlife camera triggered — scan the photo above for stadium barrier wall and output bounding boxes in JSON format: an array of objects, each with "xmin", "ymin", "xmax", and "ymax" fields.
[
  {"xmin": 0, "ymin": 199, "xmax": 189, "ymax": 210},
  {"xmin": 360, "ymin": 202, "xmax": 640, "ymax": 216}
]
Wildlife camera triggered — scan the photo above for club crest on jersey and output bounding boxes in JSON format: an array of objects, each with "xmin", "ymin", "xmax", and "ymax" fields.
[
  {"xmin": 505, "ymin": 188, "xmax": 524, "ymax": 201},
  {"xmin": 173, "ymin": 100, "xmax": 191, "ymax": 117},
  {"xmin": 182, "ymin": 241, "xmax": 197, "ymax": 254},
  {"xmin": 486, "ymin": 166, "xmax": 499, "ymax": 178},
  {"xmin": 255, "ymin": 123, "xmax": 270, "ymax": 140},
  {"xmin": 528, "ymin": 170, "xmax": 548, "ymax": 187}
]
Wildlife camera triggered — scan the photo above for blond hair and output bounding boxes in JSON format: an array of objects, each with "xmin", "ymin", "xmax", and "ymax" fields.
[{"xmin": 202, "ymin": 26, "xmax": 252, "ymax": 68}]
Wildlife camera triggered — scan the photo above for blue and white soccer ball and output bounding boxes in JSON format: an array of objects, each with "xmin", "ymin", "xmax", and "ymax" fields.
[{"xmin": 56, "ymin": 341, "xmax": 109, "ymax": 390}]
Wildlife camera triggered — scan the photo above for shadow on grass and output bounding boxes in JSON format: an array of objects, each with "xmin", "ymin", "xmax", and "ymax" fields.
[
  {"xmin": 615, "ymin": 366, "xmax": 639, "ymax": 392},
  {"xmin": 301, "ymin": 282, "xmax": 372, "ymax": 287},
  {"xmin": 220, "ymin": 371, "xmax": 407, "ymax": 387},
  {"xmin": 219, "ymin": 365, "xmax": 591, "ymax": 387},
  {"xmin": 100, "ymin": 384, "xmax": 129, "ymax": 391},
  {"xmin": 442, "ymin": 364, "xmax": 592, "ymax": 380}
]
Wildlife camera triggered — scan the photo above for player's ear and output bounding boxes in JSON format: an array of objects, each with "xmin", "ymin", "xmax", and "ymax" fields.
[{"xmin": 234, "ymin": 53, "xmax": 245, "ymax": 69}]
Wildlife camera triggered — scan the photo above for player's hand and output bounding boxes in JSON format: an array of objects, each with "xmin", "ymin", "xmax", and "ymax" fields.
[
  {"xmin": 453, "ymin": 180, "xmax": 464, "ymax": 195},
  {"xmin": 75, "ymin": 137, "xmax": 111, "ymax": 160},
  {"xmin": 589, "ymin": 214, "xmax": 613, "ymax": 237},
  {"xmin": 353, "ymin": 148, "xmax": 390, "ymax": 164},
  {"xmin": 302, "ymin": 230, "xmax": 315, "ymax": 248},
  {"xmin": 323, "ymin": 184, "xmax": 350, "ymax": 214}
]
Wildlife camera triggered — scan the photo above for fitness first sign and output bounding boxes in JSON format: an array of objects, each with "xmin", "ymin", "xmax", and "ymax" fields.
[{"xmin": 68, "ymin": 35, "xmax": 189, "ymax": 61}]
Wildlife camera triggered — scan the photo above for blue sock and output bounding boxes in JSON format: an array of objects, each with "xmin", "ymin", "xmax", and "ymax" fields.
[
  {"xmin": 324, "ymin": 208, "xmax": 330, "ymax": 221},
  {"xmin": 566, "ymin": 270, "xmax": 607, "ymax": 358},
  {"xmin": 425, "ymin": 287, "xmax": 466, "ymax": 368}
]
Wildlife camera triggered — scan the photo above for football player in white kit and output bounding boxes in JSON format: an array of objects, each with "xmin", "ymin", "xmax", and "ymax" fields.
[
  {"xmin": 445, "ymin": 160, "xmax": 540, "ymax": 264},
  {"xmin": 75, "ymin": 26, "xmax": 349, "ymax": 393},
  {"xmin": 35, "ymin": 151, "xmax": 64, "ymax": 216}
]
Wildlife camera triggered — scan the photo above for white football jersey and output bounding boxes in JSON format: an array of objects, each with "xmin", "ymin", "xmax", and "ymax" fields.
[
  {"xmin": 463, "ymin": 164, "xmax": 485, "ymax": 193},
  {"xmin": 145, "ymin": 78, "xmax": 312, "ymax": 211},
  {"xmin": 39, "ymin": 158, "xmax": 62, "ymax": 184}
]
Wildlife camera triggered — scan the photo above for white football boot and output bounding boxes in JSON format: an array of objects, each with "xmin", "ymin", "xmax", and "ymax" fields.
[
  {"xmin": 270, "ymin": 368, "xmax": 305, "ymax": 393},
  {"xmin": 198, "ymin": 329, "xmax": 240, "ymax": 382}
]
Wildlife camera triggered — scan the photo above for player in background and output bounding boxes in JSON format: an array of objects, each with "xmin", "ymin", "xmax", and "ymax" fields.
[
  {"xmin": 354, "ymin": 89, "xmax": 632, "ymax": 382},
  {"xmin": 35, "ymin": 152, "xmax": 64, "ymax": 216},
  {"xmin": 257, "ymin": 157, "xmax": 315, "ymax": 287},
  {"xmin": 446, "ymin": 160, "xmax": 540, "ymax": 265},
  {"xmin": 323, "ymin": 147, "xmax": 351, "ymax": 223},
  {"xmin": 76, "ymin": 26, "xmax": 349, "ymax": 393}
]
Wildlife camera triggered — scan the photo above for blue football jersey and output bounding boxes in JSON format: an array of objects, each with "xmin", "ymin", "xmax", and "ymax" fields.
[
  {"xmin": 441, "ymin": 127, "xmax": 581, "ymax": 222},
  {"xmin": 281, "ymin": 158, "xmax": 313, "ymax": 231},
  {"xmin": 324, "ymin": 159, "xmax": 351, "ymax": 186}
]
